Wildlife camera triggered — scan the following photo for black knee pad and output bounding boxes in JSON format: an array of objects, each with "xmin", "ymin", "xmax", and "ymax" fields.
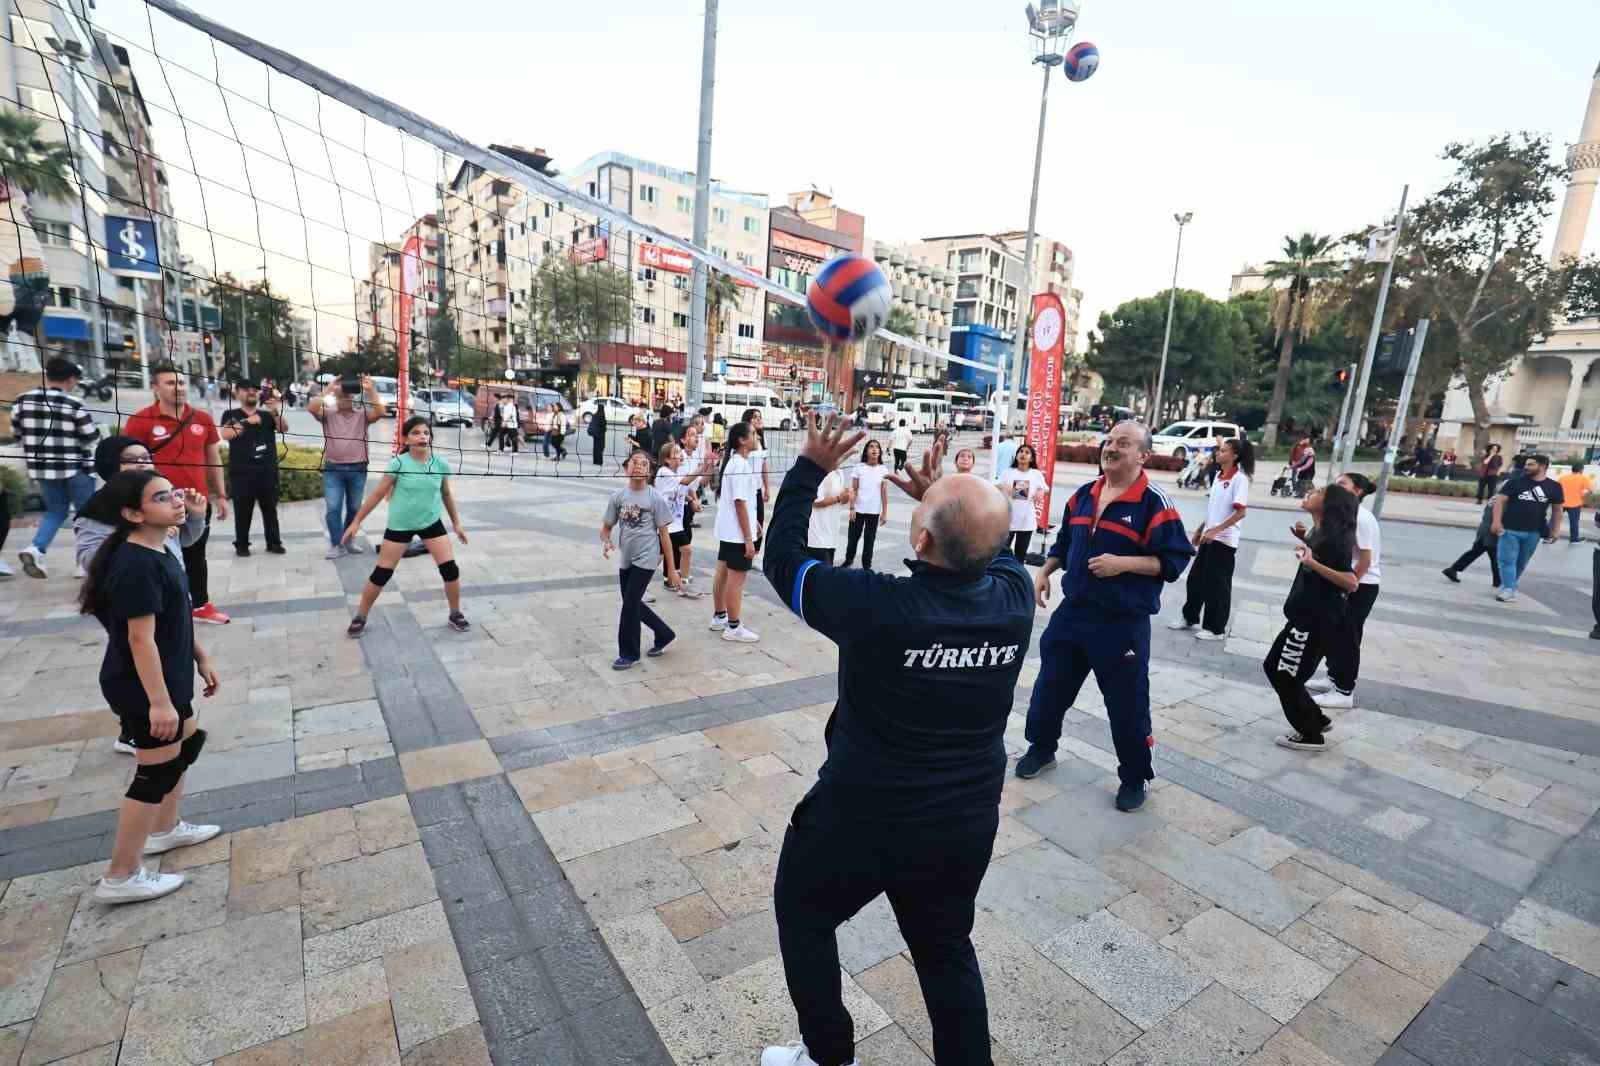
[
  {"xmin": 126, "ymin": 755, "xmax": 185, "ymax": 804},
  {"xmin": 437, "ymin": 560, "xmax": 460, "ymax": 582},
  {"xmin": 179, "ymin": 728, "xmax": 207, "ymax": 769},
  {"xmin": 369, "ymin": 565, "xmax": 395, "ymax": 587}
]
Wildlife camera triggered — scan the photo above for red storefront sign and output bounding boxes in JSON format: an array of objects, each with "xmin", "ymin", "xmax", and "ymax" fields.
[
  {"xmin": 638, "ymin": 243, "xmax": 694, "ymax": 274},
  {"xmin": 570, "ymin": 237, "xmax": 608, "ymax": 264},
  {"xmin": 598, "ymin": 342, "xmax": 687, "ymax": 375},
  {"xmin": 1024, "ymin": 292, "xmax": 1066, "ymax": 529},
  {"xmin": 761, "ymin": 363, "xmax": 824, "ymax": 383},
  {"xmin": 771, "ymin": 229, "xmax": 838, "ymax": 261}
]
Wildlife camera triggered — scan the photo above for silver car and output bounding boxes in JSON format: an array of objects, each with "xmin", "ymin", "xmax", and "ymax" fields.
[{"xmin": 410, "ymin": 387, "xmax": 474, "ymax": 426}]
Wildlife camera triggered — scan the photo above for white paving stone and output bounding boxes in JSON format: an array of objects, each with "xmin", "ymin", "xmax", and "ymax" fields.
[
  {"xmin": 1161, "ymin": 908, "xmax": 1335, "ymax": 1023},
  {"xmin": 1039, "ymin": 909, "xmax": 1211, "ymax": 1030}
]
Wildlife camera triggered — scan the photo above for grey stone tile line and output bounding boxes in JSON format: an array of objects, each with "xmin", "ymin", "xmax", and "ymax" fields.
[
  {"xmin": 1379, "ymin": 929, "xmax": 1600, "ymax": 1065},
  {"xmin": 408, "ymin": 774, "xmax": 673, "ymax": 1065},
  {"xmin": 1522, "ymin": 806, "xmax": 1600, "ymax": 928}
]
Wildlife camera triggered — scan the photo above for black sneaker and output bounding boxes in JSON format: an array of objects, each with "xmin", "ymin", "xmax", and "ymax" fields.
[
  {"xmin": 447, "ymin": 612, "xmax": 470, "ymax": 633},
  {"xmin": 266, "ymin": 544, "xmax": 286, "ymax": 555},
  {"xmin": 1590, "ymin": 626, "xmax": 1600, "ymax": 640},
  {"xmin": 1015, "ymin": 749, "xmax": 1057, "ymax": 779},
  {"xmin": 1275, "ymin": 733, "xmax": 1326, "ymax": 752},
  {"xmin": 346, "ymin": 615, "xmax": 367, "ymax": 639},
  {"xmin": 1440, "ymin": 568, "xmax": 1459, "ymax": 583},
  {"xmin": 647, "ymin": 635, "xmax": 675, "ymax": 657},
  {"xmin": 235, "ymin": 546, "xmax": 251, "ymax": 557},
  {"xmin": 1115, "ymin": 783, "xmax": 1147, "ymax": 812}
]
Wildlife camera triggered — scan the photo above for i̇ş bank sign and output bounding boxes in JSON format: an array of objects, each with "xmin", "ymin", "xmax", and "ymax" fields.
[{"xmin": 638, "ymin": 244, "xmax": 694, "ymax": 274}]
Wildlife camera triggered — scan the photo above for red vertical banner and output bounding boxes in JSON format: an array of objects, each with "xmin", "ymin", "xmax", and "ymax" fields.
[
  {"xmin": 391, "ymin": 234, "xmax": 424, "ymax": 453},
  {"xmin": 1024, "ymin": 292, "xmax": 1066, "ymax": 529}
]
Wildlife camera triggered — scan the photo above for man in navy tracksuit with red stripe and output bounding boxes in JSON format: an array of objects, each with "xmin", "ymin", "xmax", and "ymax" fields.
[{"xmin": 1018, "ymin": 421, "xmax": 1194, "ymax": 812}]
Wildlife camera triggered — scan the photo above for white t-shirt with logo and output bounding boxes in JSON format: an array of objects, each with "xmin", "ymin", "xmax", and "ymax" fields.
[
  {"xmin": 1205, "ymin": 471, "xmax": 1250, "ymax": 548},
  {"xmin": 716, "ymin": 454, "xmax": 758, "ymax": 543},
  {"xmin": 891, "ymin": 426, "xmax": 913, "ymax": 453},
  {"xmin": 1356, "ymin": 505, "xmax": 1382, "ymax": 585},
  {"xmin": 809, "ymin": 470, "xmax": 847, "ymax": 550},
  {"xmin": 852, "ymin": 462, "xmax": 889, "ymax": 516},
  {"xmin": 997, "ymin": 468, "xmax": 1047, "ymax": 532}
]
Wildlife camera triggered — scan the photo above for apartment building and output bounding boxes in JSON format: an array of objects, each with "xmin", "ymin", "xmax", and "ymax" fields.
[
  {"xmin": 865, "ymin": 241, "xmax": 957, "ymax": 386},
  {"xmin": 356, "ymin": 213, "xmax": 441, "ymax": 358}
]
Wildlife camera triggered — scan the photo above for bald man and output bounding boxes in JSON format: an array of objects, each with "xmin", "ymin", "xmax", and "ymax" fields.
[
  {"xmin": 759, "ymin": 418, "xmax": 1033, "ymax": 1066},
  {"xmin": 1019, "ymin": 420, "xmax": 1195, "ymax": 812}
]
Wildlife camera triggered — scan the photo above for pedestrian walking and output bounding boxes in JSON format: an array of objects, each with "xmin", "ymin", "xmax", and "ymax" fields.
[
  {"xmin": 710, "ymin": 422, "xmax": 761, "ymax": 643},
  {"xmin": 655, "ymin": 441, "xmax": 705, "ymax": 598},
  {"xmin": 310, "ymin": 375, "xmax": 385, "ymax": 559},
  {"xmin": 1017, "ymin": 421, "xmax": 1194, "ymax": 813},
  {"xmin": 758, "ymin": 420, "xmax": 1033, "ymax": 1066},
  {"xmin": 992, "ymin": 427, "xmax": 1018, "ymax": 483},
  {"xmin": 496, "ymin": 393, "xmax": 520, "ymax": 452},
  {"xmin": 12, "ymin": 357, "xmax": 99, "ymax": 579},
  {"xmin": 1171, "ymin": 437, "xmax": 1254, "ymax": 640},
  {"xmin": 1263, "ymin": 484, "xmax": 1360, "ymax": 752},
  {"xmin": 651, "ymin": 406, "xmax": 673, "ymax": 460},
  {"xmin": 603, "ymin": 449, "xmax": 682, "ymax": 670},
  {"xmin": 890, "ymin": 419, "xmax": 912, "ymax": 473},
  {"xmin": 841, "ymin": 440, "xmax": 889, "ymax": 570},
  {"xmin": 1558, "ymin": 461, "xmax": 1593, "ymax": 544},
  {"xmin": 548, "ymin": 403, "xmax": 569, "ymax": 461},
  {"xmin": 1290, "ymin": 435, "xmax": 1316, "ymax": 495},
  {"xmin": 123, "ymin": 365, "xmax": 231, "ymax": 625},
  {"xmin": 79, "ymin": 469, "xmax": 221, "ymax": 903},
  {"xmin": 588, "ymin": 399, "xmax": 608, "ymax": 468},
  {"xmin": 995, "ymin": 442, "xmax": 1047, "ymax": 562},
  {"xmin": 341, "ymin": 417, "xmax": 470, "ymax": 637},
  {"xmin": 1441, "ymin": 501, "xmax": 1503, "ymax": 589},
  {"xmin": 1476, "ymin": 443, "xmax": 1504, "ymax": 503},
  {"xmin": 806, "ymin": 463, "xmax": 850, "ymax": 564},
  {"xmin": 1308, "ymin": 473, "xmax": 1380, "ymax": 710},
  {"xmin": 711, "ymin": 410, "xmax": 728, "ymax": 449},
  {"xmin": 1591, "ymin": 513, "xmax": 1599, "ymax": 640},
  {"xmin": 1492, "ymin": 453, "xmax": 1564, "ymax": 602},
  {"xmin": 219, "ymin": 380, "xmax": 287, "ymax": 557}
]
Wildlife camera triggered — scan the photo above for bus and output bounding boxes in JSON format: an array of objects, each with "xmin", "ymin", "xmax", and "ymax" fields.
[
  {"xmin": 894, "ymin": 387, "xmax": 985, "ymax": 430},
  {"xmin": 697, "ymin": 381, "xmax": 794, "ymax": 429}
]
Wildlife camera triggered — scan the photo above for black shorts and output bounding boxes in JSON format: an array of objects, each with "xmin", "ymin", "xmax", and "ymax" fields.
[
  {"xmin": 669, "ymin": 528, "xmax": 692, "ymax": 550},
  {"xmin": 115, "ymin": 701, "xmax": 195, "ymax": 750},
  {"xmin": 384, "ymin": 519, "xmax": 447, "ymax": 543},
  {"xmin": 718, "ymin": 540, "xmax": 753, "ymax": 572}
]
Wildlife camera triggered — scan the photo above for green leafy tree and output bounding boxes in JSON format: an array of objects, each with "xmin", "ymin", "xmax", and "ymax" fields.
[
  {"xmin": 870, "ymin": 306, "xmax": 918, "ymax": 376},
  {"xmin": 1260, "ymin": 234, "xmax": 1340, "ymax": 449},
  {"xmin": 704, "ymin": 270, "xmax": 742, "ymax": 355},
  {"xmin": 209, "ymin": 273, "xmax": 299, "ymax": 384},
  {"xmin": 1087, "ymin": 289, "xmax": 1250, "ymax": 428},
  {"xmin": 428, "ymin": 285, "xmax": 462, "ymax": 376},
  {"xmin": 319, "ymin": 333, "xmax": 397, "ymax": 379},
  {"xmin": 0, "ymin": 111, "xmax": 76, "ymax": 204},
  {"xmin": 529, "ymin": 256, "xmax": 632, "ymax": 378}
]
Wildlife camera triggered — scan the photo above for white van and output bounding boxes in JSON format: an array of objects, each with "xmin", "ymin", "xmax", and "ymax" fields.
[
  {"xmin": 894, "ymin": 397, "xmax": 949, "ymax": 433},
  {"xmin": 698, "ymin": 381, "xmax": 793, "ymax": 429},
  {"xmin": 865, "ymin": 402, "xmax": 895, "ymax": 429},
  {"xmin": 369, "ymin": 376, "xmax": 399, "ymax": 417}
]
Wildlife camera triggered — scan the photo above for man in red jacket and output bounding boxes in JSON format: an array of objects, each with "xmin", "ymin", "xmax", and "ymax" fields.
[{"xmin": 122, "ymin": 364, "xmax": 231, "ymax": 624}]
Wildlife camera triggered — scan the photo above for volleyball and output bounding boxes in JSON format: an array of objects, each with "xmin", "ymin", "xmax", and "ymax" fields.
[
  {"xmin": 806, "ymin": 255, "xmax": 893, "ymax": 342},
  {"xmin": 1063, "ymin": 41, "xmax": 1099, "ymax": 82}
]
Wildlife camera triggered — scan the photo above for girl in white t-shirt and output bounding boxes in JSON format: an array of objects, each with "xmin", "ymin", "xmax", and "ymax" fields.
[
  {"xmin": 710, "ymin": 422, "xmax": 761, "ymax": 642},
  {"xmin": 842, "ymin": 440, "xmax": 890, "ymax": 570},
  {"xmin": 953, "ymin": 448, "xmax": 977, "ymax": 475},
  {"xmin": 996, "ymin": 444, "xmax": 1048, "ymax": 561},
  {"xmin": 655, "ymin": 441, "xmax": 706, "ymax": 598},
  {"xmin": 1172, "ymin": 437, "xmax": 1254, "ymax": 640}
]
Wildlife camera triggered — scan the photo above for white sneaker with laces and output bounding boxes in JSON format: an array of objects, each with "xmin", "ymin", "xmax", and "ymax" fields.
[
  {"xmin": 325, "ymin": 544, "xmax": 346, "ymax": 560},
  {"xmin": 74, "ymin": 563, "xmax": 87, "ymax": 579},
  {"xmin": 143, "ymin": 820, "xmax": 222, "ymax": 855},
  {"xmin": 722, "ymin": 624, "xmax": 760, "ymax": 643},
  {"xmin": 345, "ymin": 540, "xmax": 366, "ymax": 554},
  {"xmin": 709, "ymin": 614, "xmax": 728, "ymax": 631},
  {"xmin": 94, "ymin": 865, "xmax": 186, "ymax": 904},
  {"xmin": 1305, "ymin": 677, "xmax": 1335, "ymax": 694},
  {"xmin": 760, "ymin": 1043, "xmax": 857, "ymax": 1066},
  {"xmin": 112, "ymin": 738, "xmax": 136, "ymax": 755},
  {"xmin": 1194, "ymin": 629, "xmax": 1226, "ymax": 642},
  {"xmin": 1313, "ymin": 689, "xmax": 1354, "ymax": 710},
  {"xmin": 1166, "ymin": 619, "xmax": 1195, "ymax": 631},
  {"xmin": 1496, "ymin": 589, "xmax": 1517, "ymax": 602}
]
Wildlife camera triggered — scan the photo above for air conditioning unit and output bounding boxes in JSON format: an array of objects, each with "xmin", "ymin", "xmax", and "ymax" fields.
[{"xmin": 645, "ymin": 280, "xmax": 656, "ymax": 292}]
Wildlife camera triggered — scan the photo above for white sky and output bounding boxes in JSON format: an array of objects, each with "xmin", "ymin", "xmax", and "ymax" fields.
[{"xmin": 101, "ymin": 0, "xmax": 1599, "ymax": 351}]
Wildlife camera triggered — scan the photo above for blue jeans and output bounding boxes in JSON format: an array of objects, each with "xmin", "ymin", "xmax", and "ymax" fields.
[
  {"xmin": 1496, "ymin": 529, "xmax": 1542, "ymax": 593},
  {"xmin": 31, "ymin": 472, "xmax": 95, "ymax": 554},
  {"xmin": 1568, "ymin": 508, "xmax": 1583, "ymax": 543},
  {"xmin": 322, "ymin": 463, "xmax": 368, "ymax": 544}
]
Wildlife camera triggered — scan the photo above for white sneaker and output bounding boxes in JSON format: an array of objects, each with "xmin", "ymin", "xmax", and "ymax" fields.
[
  {"xmin": 760, "ymin": 1043, "xmax": 857, "ymax": 1066},
  {"xmin": 1194, "ymin": 630, "xmax": 1226, "ymax": 642},
  {"xmin": 345, "ymin": 540, "xmax": 366, "ymax": 554},
  {"xmin": 143, "ymin": 820, "xmax": 221, "ymax": 855},
  {"xmin": 709, "ymin": 614, "xmax": 728, "ymax": 631},
  {"xmin": 677, "ymin": 584, "xmax": 703, "ymax": 599},
  {"xmin": 325, "ymin": 544, "xmax": 346, "ymax": 560},
  {"xmin": 1313, "ymin": 689, "xmax": 1354, "ymax": 710},
  {"xmin": 722, "ymin": 624, "xmax": 760, "ymax": 643},
  {"xmin": 94, "ymin": 866, "xmax": 186, "ymax": 904},
  {"xmin": 17, "ymin": 547, "xmax": 46, "ymax": 579},
  {"xmin": 74, "ymin": 563, "xmax": 87, "ymax": 579},
  {"xmin": 1495, "ymin": 589, "xmax": 1517, "ymax": 602},
  {"xmin": 1305, "ymin": 677, "xmax": 1335, "ymax": 694},
  {"xmin": 0, "ymin": 559, "xmax": 13, "ymax": 578},
  {"xmin": 112, "ymin": 738, "xmax": 136, "ymax": 755},
  {"xmin": 1166, "ymin": 619, "xmax": 1196, "ymax": 631}
]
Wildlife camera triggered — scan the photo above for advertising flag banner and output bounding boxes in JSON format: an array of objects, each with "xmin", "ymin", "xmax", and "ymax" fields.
[
  {"xmin": 391, "ymin": 234, "xmax": 423, "ymax": 453},
  {"xmin": 1024, "ymin": 292, "xmax": 1066, "ymax": 529},
  {"xmin": 106, "ymin": 216, "xmax": 161, "ymax": 278}
]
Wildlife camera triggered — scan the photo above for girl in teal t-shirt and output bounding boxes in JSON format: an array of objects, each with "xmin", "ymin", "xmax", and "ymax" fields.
[{"xmin": 341, "ymin": 416, "xmax": 469, "ymax": 638}]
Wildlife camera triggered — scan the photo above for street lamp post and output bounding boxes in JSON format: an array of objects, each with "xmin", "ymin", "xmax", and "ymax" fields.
[{"xmin": 1151, "ymin": 211, "xmax": 1192, "ymax": 427}]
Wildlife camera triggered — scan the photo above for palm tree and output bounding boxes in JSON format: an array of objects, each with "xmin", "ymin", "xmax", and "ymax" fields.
[
  {"xmin": 704, "ymin": 271, "xmax": 742, "ymax": 358},
  {"xmin": 879, "ymin": 306, "xmax": 917, "ymax": 376},
  {"xmin": 0, "ymin": 112, "xmax": 76, "ymax": 205},
  {"xmin": 1260, "ymin": 233, "xmax": 1338, "ymax": 448}
]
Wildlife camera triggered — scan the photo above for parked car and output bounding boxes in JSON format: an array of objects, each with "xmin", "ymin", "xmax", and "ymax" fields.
[
  {"xmin": 410, "ymin": 387, "xmax": 474, "ymax": 426},
  {"xmin": 1149, "ymin": 419, "xmax": 1244, "ymax": 461},
  {"xmin": 576, "ymin": 395, "xmax": 645, "ymax": 427}
]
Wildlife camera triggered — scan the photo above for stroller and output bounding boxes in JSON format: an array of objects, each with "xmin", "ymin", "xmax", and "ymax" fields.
[
  {"xmin": 1176, "ymin": 454, "xmax": 1209, "ymax": 490},
  {"xmin": 1270, "ymin": 465, "xmax": 1297, "ymax": 498}
]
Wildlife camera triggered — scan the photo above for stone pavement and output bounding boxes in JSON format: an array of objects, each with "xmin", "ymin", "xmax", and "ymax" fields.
[{"xmin": 1, "ymin": 452, "xmax": 1597, "ymax": 1065}]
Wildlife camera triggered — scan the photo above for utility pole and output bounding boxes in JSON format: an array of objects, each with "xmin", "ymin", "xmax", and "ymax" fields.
[
  {"xmin": 685, "ymin": 0, "xmax": 718, "ymax": 411},
  {"xmin": 1338, "ymin": 184, "xmax": 1408, "ymax": 476},
  {"xmin": 1151, "ymin": 212, "xmax": 1193, "ymax": 426},
  {"xmin": 1373, "ymin": 319, "xmax": 1429, "ymax": 517},
  {"xmin": 1004, "ymin": 57, "xmax": 1055, "ymax": 441},
  {"xmin": 237, "ymin": 288, "xmax": 250, "ymax": 379}
]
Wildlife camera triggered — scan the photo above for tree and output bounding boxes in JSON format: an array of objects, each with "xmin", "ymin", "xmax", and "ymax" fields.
[
  {"xmin": 871, "ymin": 306, "xmax": 918, "ymax": 376},
  {"xmin": 1260, "ymin": 233, "xmax": 1340, "ymax": 448},
  {"xmin": 208, "ymin": 273, "xmax": 298, "ymax": 384},
  {"xmin": 704, "ymin": 271, "xmax": 742, "ymax": 357},
  {"xmin": 1087, "ymin": 289, "xmax": 1250, "ymax": 426},
  {"xmin": 428, "ymin": 285, "xmax": 462, "ymax": 376},
  {"xmin": 319, "ymin": 333, "xmax": 397, "ymax": 379},
  {"xmin": 1399, "ymin": 133, "xmax": 1600, "ymax": 456},
  {"xmin": 529, "ymin": 256, "xmax": 632, "ymax": 377},
  {"xmin": 0, "ymin": 112, "xmax": 76, "ymax": 204}
]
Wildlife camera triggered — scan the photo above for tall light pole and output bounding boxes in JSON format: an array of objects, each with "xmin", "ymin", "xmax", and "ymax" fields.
[
  {"xmin": 685, "ymin": 0, "xmax": 718, "ymax": 411},
  {"xmin": 1151, "ymin": 211, "xmax": 1192, "ymax": 427},
  {"xmin": 1003, "ymin": 0, "xmax": 1080, "ymax": 441}
]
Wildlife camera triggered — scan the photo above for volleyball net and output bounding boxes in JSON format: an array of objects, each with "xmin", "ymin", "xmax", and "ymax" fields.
[{"xmin": 0, "ymin": 0, "xmax": 986, "ymax": 488}]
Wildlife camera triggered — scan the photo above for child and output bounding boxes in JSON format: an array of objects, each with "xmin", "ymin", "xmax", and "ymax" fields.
[
  {"xmin": 1172, "ymin": 437, "xmax": 1255, "ymax": 640},
  {"xmin": 603, "ymin": 448, "xmax": 681, "ymax": 669},
  {"xmin": 953, "ymin": 447, "xmax": 977, "ymax": 475},
  {"xmin": 711, "ymin": 422, "xmax": 760, "ymax": 642},
  {"xmin": 995, "ymin": 443, "xmax": 1047, "ymax": 561},
  {"xmin": 655, "ymin": 440, "xmax": 705, "ymax": 599},
  {"xmin": 342, "ymin": 416, "xmax": 470, "ymax": 637},
  {"xmin": 842, "ymin": 440, "xmax": 889, "ymax": 570},
  {"xmin": 79, "ymin": 470, "xmax": 221, "ymax": 903}
]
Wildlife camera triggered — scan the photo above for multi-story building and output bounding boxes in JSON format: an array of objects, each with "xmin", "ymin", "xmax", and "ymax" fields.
[
  {"xmin": 762, "ymin": 200, "xmax": 860, "ymax": 405},
  {"xmin": 171, "ymin": 257, "xmax": 222, "ymax": 377},
  {"xmin": 859, "ymin": 241, "xmax": 957, "ymax": 400},
  {"xmin": 442, "ymin": 160, "xmax": 521, "ymax": 359},
  {"xmin": 356, "ymin": 213, "xmax": 440, "ymax": 360}
]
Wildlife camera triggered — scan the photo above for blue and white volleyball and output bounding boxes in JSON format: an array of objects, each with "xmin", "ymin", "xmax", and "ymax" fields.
[
  {"xmin": 806, "ymin": 255, "xmax": 893, "ymax": 342},
  {"xmin": 1063, "ymin": 41, "xmax": 1099, "ymax": 83}
]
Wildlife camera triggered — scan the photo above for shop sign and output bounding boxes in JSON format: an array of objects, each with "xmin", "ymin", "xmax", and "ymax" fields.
[
  {"xmin": 638, "ymin": 243, "xmax": 694, "ymax": 274},
  {"xmin": 570, "ymin": 237, "xmax": 608, "ymax": 264},
  {"xmin": 771, "ymin": 229, "xmax": 838, "ymax": 261}
]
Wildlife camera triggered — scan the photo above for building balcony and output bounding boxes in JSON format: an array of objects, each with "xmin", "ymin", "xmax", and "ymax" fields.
[
  {"xmin": 899, "ymin": 283, "xmax": 913, "ymax": 301},
  {"xmin": 915, "ymin": 319, "xmax": 929, "ymax": 338},
  {"xmin": 939, "ymin": 324, "xmax": 951, "ymax": 341},
  {"xmin": 941, "ymin": 297, "xmax": 954, "ymax": 314},
  {"xmin": 873, "ymin": 242, "xmax": 892, "ymax": 261},
  {"xmin": 914, "ymin": 289, "xmax": 929, "ymax": 307},
  {"xmin": 890, "ymin": 250, "xmax": 905, "ymax": 267},
  {"xmin": 916, "ymin": 261, "xmax": 931, "ymax": 277}
]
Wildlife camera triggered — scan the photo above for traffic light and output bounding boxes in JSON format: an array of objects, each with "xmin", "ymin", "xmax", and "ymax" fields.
[
  {"xmin": 1328, "ymin": 366, "xmax": 1352, "ymax": 394},
  {"xmin": 1376, "ymin": 332, "xmax": 1397, "ymax": 370},
  {"xmin": 202, "ymin": 332, "xmax": 215, "ymax": 355}
]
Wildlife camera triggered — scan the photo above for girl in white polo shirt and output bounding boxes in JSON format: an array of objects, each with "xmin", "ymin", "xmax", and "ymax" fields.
[
  {"xmin": 996, "ymin": 443, "xmax": 1047, "ymax": 562},
  {"xmin": 842, "ymin": 440, "xmax": 889, "ymax": 570},
  {"xmin": 1171, "ymin": 437, "xmax": 1254, "ymax": 640}
]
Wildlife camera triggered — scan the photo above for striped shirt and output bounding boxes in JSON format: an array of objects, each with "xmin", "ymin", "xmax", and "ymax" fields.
[{"xmin": 11, "ymin": 386, "xmax": 98, "ymax": 479}]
